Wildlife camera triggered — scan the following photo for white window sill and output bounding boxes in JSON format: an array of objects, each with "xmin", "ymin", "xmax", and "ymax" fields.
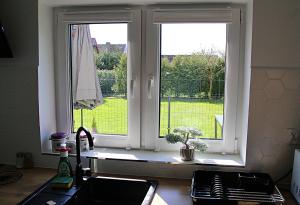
[{"xmin": 43, "ymin": 147, "xmax": 244, "ymax": 167}]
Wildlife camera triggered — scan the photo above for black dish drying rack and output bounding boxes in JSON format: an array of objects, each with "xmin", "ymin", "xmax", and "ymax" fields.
[{"xmin": 191, "ymin": 171, "xmax": 285, "ymax": 205}]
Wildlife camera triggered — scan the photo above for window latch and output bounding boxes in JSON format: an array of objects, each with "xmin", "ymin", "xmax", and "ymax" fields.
[
  {"xmin": 147, "ymin": 74, "xmax": 155, "ymax": 99},
  {"xmin": 130, "ymin": 73, "xmax": 137, "ymax": 98}
]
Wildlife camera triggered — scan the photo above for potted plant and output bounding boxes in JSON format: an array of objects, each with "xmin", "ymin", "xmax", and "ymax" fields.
[{"xmin": 165, "ymin": 127, "xmax": 207, "ymax": 161}]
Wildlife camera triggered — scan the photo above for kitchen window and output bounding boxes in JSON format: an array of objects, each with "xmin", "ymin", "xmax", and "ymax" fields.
[
  {"xmin": 159, "ymin": 23, "xmax": 226, "ymax": 139},
  {"xmin": 55, "ymin": 5, "xmax": 244, "ymax": 154},
  {"xmin": 55, "ymin": 9, "xmax": 141, "ymax": 148},
  {"xmin": 71, "ymin": 23, "xmax": 129, "ymax": 137}
]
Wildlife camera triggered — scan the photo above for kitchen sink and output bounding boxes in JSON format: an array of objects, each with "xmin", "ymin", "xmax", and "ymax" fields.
[
  {"xmin": 18, "ymin": 176, "xmax": 158, "ymax": 205},
  {"xmin": 70, "ymin": 176, "xmax": 158, "ymax": 205}
]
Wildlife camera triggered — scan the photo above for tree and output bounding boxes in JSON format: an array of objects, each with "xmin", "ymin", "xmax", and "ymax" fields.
[
  {"xmin": 95, "ymin": 52, "xmax": 121, "ymax": 70},
  {"xmin": 97, "ymin": 70, "xmax": 116, "ymax": 96},
  {"xmin": 163, "ymin": 55, "xmax": 206, "ymax": 97},
  {"xmin": 160, "ymin": 57, "xmax": 173, "ymax": 97},
  {"xmin": 160, "ymin": 50, "xmax": 225, "ymax": 98},
  {"xmin": 112, "ymin": 54, "xmax": 127, "ymax": 95},
  {"xmin": 196, "ymin": 49, "xmax": 225, "ymax": 99}
]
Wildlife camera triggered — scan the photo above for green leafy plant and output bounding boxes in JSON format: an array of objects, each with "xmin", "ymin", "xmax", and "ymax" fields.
[
  {"xmin": 160, "ymin": 50, "xmax": 225, "ymax": 98},
  {"xmin": 165, "ymin": 127, "xmax": 207, "ymax": 152},
  {"xmin": 91, "ymin": 117, "xmax": 98, "ymax": 133},
  {"xmin": 112, "ymin": 54, "xmax": 127, "ymax": 95},
  {"xmin": 95, "ymin": 52, "xmax": 121, "ymax": 70}
]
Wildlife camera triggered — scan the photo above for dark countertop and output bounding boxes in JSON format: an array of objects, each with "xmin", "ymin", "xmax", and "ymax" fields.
[{"xmin": 0, "ymin": 168, "xmax": 297, "ymax": 205}]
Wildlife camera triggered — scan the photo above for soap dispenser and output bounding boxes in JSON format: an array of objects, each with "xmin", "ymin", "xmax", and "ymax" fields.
[{"xmin": 56, "ymin": 144, "xmax": 73, "ymax": 177}]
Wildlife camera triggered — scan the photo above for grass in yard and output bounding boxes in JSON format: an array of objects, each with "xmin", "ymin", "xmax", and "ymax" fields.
[
  {"xmin": 159, "ymin": 98, "xmax": 223, "ymax": 139},
  {"xmin": 73, "ymin": 97, "xmax": 223, "ymax": 139},
  {"xmin": 73, "ymin": 97, "xmax": 128, "ymax": 135}
]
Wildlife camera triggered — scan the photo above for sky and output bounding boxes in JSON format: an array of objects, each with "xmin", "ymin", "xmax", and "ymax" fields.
[{"xmin": 89, "ymin": 23, "xmax": 226, "ymax": 55}]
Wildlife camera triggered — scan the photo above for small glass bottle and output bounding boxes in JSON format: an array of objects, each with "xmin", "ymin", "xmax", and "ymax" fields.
[{"xmin": 56, "ymin": 144, "xmax": 73, "ymax": 177}]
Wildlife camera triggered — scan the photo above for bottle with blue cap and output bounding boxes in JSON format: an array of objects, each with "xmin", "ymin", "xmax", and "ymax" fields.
[
  {"xmin": 50, "ymin": 144, "xmax": 73, "ymax": 189},
  {"xmin": 56, "ymin": 143, "xmax": 73, "ymax": 177}
]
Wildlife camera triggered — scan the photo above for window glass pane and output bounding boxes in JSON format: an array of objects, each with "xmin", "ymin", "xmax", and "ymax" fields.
[
  {"xmin": 159, "ymin": 23, "xmax": 226, "ymax": 139},
  {"xmin": 71, "ymin": 23, "xmax": 128, "ymax": 136}
]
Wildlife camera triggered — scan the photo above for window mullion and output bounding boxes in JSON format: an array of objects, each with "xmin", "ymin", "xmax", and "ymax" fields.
[
  {"xmin": 127, "ymin": 10, "xmax": 142, "ymax": 149},
  {"xmin": 140, "ymin": 9, "xmax": 160, "ymax": 150}
]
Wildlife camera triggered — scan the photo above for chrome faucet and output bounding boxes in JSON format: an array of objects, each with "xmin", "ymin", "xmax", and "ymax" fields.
[{"xmin": 75, "ymin": 127, "xmax": 94, "ymax": 186}]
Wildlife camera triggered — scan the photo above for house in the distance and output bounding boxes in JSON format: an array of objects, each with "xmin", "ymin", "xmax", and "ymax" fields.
[{"xmin": 97, "ymin": 42, "xmax": 126, "ymax": 53}]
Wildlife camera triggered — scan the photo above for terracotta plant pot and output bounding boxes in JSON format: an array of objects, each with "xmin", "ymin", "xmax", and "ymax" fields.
[{"xmin": 180, "ymin": 147, "xmax": 195, "ymax": 161}]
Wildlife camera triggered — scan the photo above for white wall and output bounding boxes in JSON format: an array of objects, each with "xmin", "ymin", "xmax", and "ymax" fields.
[
  {"xmin": 245, "ymin": 0, "xmax": 300, "ymax": 179},
  {"xmin": 0, "ymin": 0, "xmax": 38, "ymax": 65},
  {"xmin": 0, "ymin": 0, "xmax": 62, "ymax": 168},
  {"xmin": 38, "ymin": 3, "xmax": 57, "ymax": 153},
  {"xmin": 0, "ymin": 0, "xmax": 41, "ymax": 164},
  {"xmin": 251, "ymin": 0, "xmax": 300, "ymax": 68}
]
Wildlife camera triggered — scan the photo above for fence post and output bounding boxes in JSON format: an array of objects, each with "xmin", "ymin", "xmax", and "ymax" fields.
[
  {"xmin": 218, "ymin": 79, "xmax": 221, "ymax": 99},
  {"xmin": 167, "ymin": 96, "xmax": 171, "ymax": 134},
  {"xmin": 199, "ymin": 80, "xmax": 202, "ymax": 94},
  {"xmin": 80, "ymin": 109, "xmax": 83, "ymax": 127}
]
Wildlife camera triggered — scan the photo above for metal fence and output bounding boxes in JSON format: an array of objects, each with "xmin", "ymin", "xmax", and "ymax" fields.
[
  {"xmin": 74, "ymin": 78, "xmax": 224, "ymax": 139},
  {"xmin": 159, "ymin": 96, "xmax": 224, "ymax": 139},
  {"xmin": 159, "ymin": 78, "xmax": 225, "ymax": 139}
]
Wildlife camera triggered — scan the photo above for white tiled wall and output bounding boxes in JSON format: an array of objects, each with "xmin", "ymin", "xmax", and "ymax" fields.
[{"xmin": 247, "ymin": 68, "xmax": 300, "ymax": 178}]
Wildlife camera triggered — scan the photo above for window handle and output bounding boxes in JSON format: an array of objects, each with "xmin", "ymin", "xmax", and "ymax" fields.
[
  {"xmin": 130, "ymin": 74, "xmax": 137, "ymax": 98},
  {"xmin": 147, "ymin": 74, "xmax": 155, "ymax": 99}
]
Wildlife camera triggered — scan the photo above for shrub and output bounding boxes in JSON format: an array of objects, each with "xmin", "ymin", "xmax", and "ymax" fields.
[
  {"xmin": 160, "ymin": 51, "xmax": 225, "ymax": 99},
  {"xmin": 95, "ymin": 52, "xmax": 121, "ymax": 70},
  {"xmin": 97, "ymin": 70, "xmax": 116, "ymax": 96},
  {"xmin": 112, "ymin": 54, "xmax": 127, "ymax": 96}
]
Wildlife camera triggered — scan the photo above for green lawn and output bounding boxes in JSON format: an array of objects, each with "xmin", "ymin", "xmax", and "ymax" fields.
[{"xmin": 73, "ymin": 97, "xmax": 223, "ymax": 139}]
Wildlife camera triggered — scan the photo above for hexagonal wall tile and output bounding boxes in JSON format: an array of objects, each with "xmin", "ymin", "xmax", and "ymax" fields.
[
  {"xmin": 254, "ymin": 147, "xmax": 264, "ymax": 161},
  {"xmin": 281, "ymin": 90, "xmax": 300, "ymax": 104},
  {"xmin": 246, "ymin": 155, "xmax": 264, "ymax": 170},
  {"xmin": 266, "ymin": 69, "xmax": 286, "ymax": 79},
  {"xmin": 265, "ymin": 100, "xmax": 291, "ymax": 128},
  {"xmin": 247, "ymin": 142, "xmax": 264, "ymax": 159},
  {"xmin": 260, "ymin": 155, "xmax": 280, "ymax": 174},
  {"xmin": 262, "ymin": 125, "xmax": 280, "ymax": 139},
  {"xmin": 277, "ymin": 129, "xmax": 296, "ymax": 145},
  {"xmin": 248, "ymin": 90, "xmax": 268, "ymax": 129},
  {"xmin": 282, "ymin": 70, "xmax": 300, "ymax": 90},
  {"xmin": 274, "ymin": 92, "xmax": 300, "ymax": 127},
  {"xmin": 264, "ymin": 80, "xmax": 284, "ymax": 99},
  {"xmin": 251, "ymin": 69, "xmax": 268, "ymax": 90},
  {"xmin": 259, "ymin": 138, "xmax": 280, "ymax": 157},
  {"xmin": 246, "ymin": 141, "xmax": 264, "ymax": 169}
]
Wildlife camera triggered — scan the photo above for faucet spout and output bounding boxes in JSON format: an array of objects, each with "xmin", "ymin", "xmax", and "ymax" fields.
[{"xmin": 75, "ymin": 127, "xmax": 94, "ymax": 186}]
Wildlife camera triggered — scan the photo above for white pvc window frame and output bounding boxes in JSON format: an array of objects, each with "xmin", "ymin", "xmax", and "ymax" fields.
[
  {"xmin": 54, "ymin": 5, "xmax": 245, "ymax": 154},
  {"xmin": 141, "ymin": 6, "xmax": 243, "ymax": 154},
  {"xmin": 54, "ymin": 7, "xmax": 141, "ymax": 149}
]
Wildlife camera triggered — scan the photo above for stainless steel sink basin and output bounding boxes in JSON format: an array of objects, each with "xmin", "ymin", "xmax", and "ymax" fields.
[{"xmin": 72, "ymin": 176, "xmax": 158, "ymax": 205}]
